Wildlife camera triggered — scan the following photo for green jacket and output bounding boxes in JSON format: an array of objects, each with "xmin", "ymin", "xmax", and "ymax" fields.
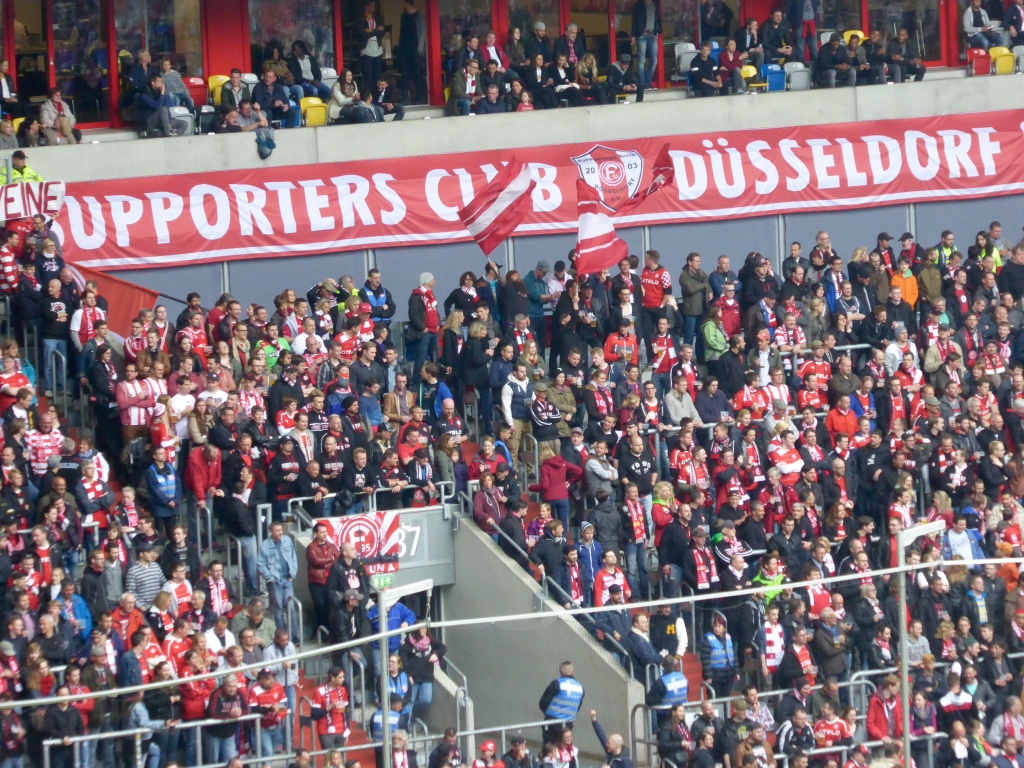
[
  {"xmin": 701, "ymin": 320, "xmax": 728, "ymax": 362},
  {"xmin": 0, "ymin": 164, "xmax": 43, "ymax": 184}
]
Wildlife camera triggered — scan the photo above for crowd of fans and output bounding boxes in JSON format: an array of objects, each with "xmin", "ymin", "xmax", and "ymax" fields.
[{"xmin": 0, "ymin": 207, "xmax": 1021, "ymax": 766}]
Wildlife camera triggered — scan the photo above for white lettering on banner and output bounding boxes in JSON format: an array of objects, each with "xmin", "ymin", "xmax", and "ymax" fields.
[
  {"xmin": 107, "ymin": 195, "xmax": 144, "ymax": 247},
  {"xmin": 807, "ymin": 139, "xmax": 839, "ymax": 190},
  {"xmin": 865, "ymin": 135, "xmax": 901, "ymax": 184},
  {"xmin": 231, "ymin": 184, "xmax": 274, "ymax": 236},
  {"xmin": 190, "ymin": 184, "xmax": 231, "ymax": 239},
  {"xmin": 704, "ymin": 139, "xmax": 745, "ymax": 199},
  {"xmin": 835, "ymin": 138, "xmax": 867, "ymax": 186},
  {"xmin": 63, "ymin": 196, "xmax": 105, "ymax": 250},
  {"xmin": 0, "ymin": 180, "xmax": 64, "ymax": 221},
  {"xmin": 54, "ymin": 112, "xmax": 1023, "ymax": 268},
  {"xmin": 374, "ymin": 174, "xmax": 406, "ymax": 225},
  {"xmin": 425, "ymin": 168, "xmax": 459, "ymax": 220},
  {"xmin": 780, "ymin": 139, "xmax": 810, "ymax": 192},
  {"xmin": 300, "ymin": 179, "xmax": 334, "ymax": 231},
  {"xmin": 330, "ymin": 175, "xmax": 375, "ymax": 227},
  {"xmin": 747, "ymin": 141, "xmax": 778, "ymax": 194},
  {"xmin": 530, "ymin": 164, "xmax": 562, "ymax": 211},
  {"xmin": 671, "ymin": 150, "xmax": 708, "ymax": 200},
  {"xmin": 939, "ymin": 130, "xmax": 977, "ymax": 178},
  {"xmin": 975, "ymin": 127, "xmax": 1000, "ymax": 174},
  {"xmin": 905, "ymin": 132, "xmax": 940, "ymax": 181},
  {"xmin": 147, "ymin": 192, "xmax": 184, "ymax": 244},
  {"xmin": 265, "ymin": 181, "xmax": 298, "ymax": 234}
]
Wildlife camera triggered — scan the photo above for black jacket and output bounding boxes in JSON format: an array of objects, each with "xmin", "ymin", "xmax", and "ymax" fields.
[{"xmin": 632, "ymin": 0, "xmax": 663, "ymax": 35}]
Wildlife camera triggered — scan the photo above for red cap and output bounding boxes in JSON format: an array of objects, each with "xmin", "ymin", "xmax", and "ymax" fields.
[{"xmin": 359, "ymin": 302, "xmax": 372, "ymax": 314}]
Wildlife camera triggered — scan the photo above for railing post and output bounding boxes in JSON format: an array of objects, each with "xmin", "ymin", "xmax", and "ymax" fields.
[
  {"xmin": 194, "ymin": 723, "xmax": 202, "ymax": 767},
  {"xmin": 43, "ymin": 740, "xmax": 51, "ymax": 768},
  {"xmin": 134, "ymin": 732, "xmax": 143, "ymax": 768}
]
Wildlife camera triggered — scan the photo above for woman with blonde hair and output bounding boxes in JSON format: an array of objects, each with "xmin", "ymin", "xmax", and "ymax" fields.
[
  {"xmin": 575, "ymin": 52, "xmax": 610, "ymax": 103},
  {"xmin": 807, "ymin": 297, "xmax": 829, "ymax": 343},
  {"xmin": 0, "ymin": 119, "xmax": 18, "ymax": 150},
  {"xmin": 188, "ymin": 398, "xmax": 213, "ymax": 446},
  {"xmin": 849, "ymin": 246, "xmax": 868, "ymax": 264},
  {"xmin": 650, "ymin": 481, "xmax": 678, "ymax": 545},
  {"xmin": 520, "ymin": 338, "xmax": 547, "ymax": 381},
  {"xmin": 528, "ymin": 445, "xmax": 583, "ymax": 531}
]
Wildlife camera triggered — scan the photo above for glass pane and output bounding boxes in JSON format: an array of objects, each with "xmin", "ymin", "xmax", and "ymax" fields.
[
  {"xmin": 53, "ymin": 0, "xmax": 110, "ymax": 123},
  {"xmin": 439, "ymin": 0, "xmax": 492, "ymax": 69},
  {"xmin": 14, "ymin": 0, "xmax": 50, "ymax": 102},
  {"xmin": 660, "ymin": 0, "xmax": 698, "ymax": 85},
  {"xmin": 699, "ymin": 0, "xmax": 736, "ymax": 42},
  {"xmin": 509, "ymin": 0, "xmax": 559, "ymax": 44},
  {"xmin": 250, "ymin": 0, "xmax": 336, "ymax": 71},
  {"xmin": 142, "ymin": 0, "xmax": 204, "ymax": 77},
  {"xmin": 866, "ymin": 1, "xmax": 940, "ymax": 60},
  {"xmin": 570, "ymin": 0, "xmax": 610, "ymax": 68},
  {"xmin": 821, "ymin": 0, "xmax": 863, "ymax": 31}
]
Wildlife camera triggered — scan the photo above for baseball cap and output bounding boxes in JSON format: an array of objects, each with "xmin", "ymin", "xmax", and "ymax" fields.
[
  {"xmin": 878, "ymin": 231, "xmax": 893, "ymax": 241},
  {"xmin": 358, "ymin": 302, "xmax": 372, "ymax": 314},
  {"xmin": 757, "ymin": 329, "xmax": 771, "ymax": 341},
  {"xmin": 343, "ymin": 589, "xmax": 364, "ymax": 601},
  {"xmin": 536, "ymin": 259, "xmax": 550, "ymax": 272},
  {"xmin": 534, "ymin": 20, "xmax": 546, "ymax": 29},
  {"xmin": 571, "ymin": 427, "xmax": 584, "ymax": 435},
  {"xmin": 924, "ymin": 396, "xmax": 941, "ymax": 407},
  {"xmin": 829, "ymin": 32, "xmax": 842, "ymax": 42},
  {"xmin": 608, "ymin": 583, "xmax": 623, "ymax": 594},
  {"xmin": 0, "ymin": 642, "xmax": 14, "ymax": 656},
  {"xmin": 11, "ymin": 150, "xmax": 25, "ymax": 160},
  {"xmin": 693, "ymin": 525, "xmax": 710, "ymax": 537},
  {"xmin": 900, "ymin": 232, "xmax": 914, "ymax": 242},
  {"xmin": 534, "ymin": 381, "xmax": 549, "ymax": 392}
]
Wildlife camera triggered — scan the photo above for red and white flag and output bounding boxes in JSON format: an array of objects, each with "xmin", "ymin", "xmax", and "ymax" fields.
[
  {"xmin": 575, "ymin": 145, "xmax": 675, "ymax": 276},
  {"xmin": 458, "ymin": 160, "xmax": 537, "ymax": 256}
]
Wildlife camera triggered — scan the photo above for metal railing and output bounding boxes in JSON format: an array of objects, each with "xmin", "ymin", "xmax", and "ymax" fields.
[
  {"xmin": 43, "ymin": 713, "xmax": 264, "ymax": 768},
  {"xmin": 521, "ymin": 432, "xmax": 540, "ymax": 499},
  {"xmin": 286, "ymin": 592, "xmax": 304, "ymax": 647},
  {"xmin": 22, "ymin": 323, "xmax": 39, "ymax": 384},
  {"xmin": 224, "ymin": 532, "xmax": 245, "ymax": 599},
  {"xmin": 47, "ymin": 346, "xmax": 68, "ymax": 415},
  {"xmin": 197, "ymin": 504, "xmax": 214, "ymax": 563},
  {"xmin": 256, "ymin": 502, "xmax": 272, "ymax": 556}
]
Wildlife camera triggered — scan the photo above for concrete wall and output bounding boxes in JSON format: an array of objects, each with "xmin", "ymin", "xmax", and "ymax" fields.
[
  {"xmin": 442, "ymin": 520, "xmax": 645, "ymax": 765},
  {"xmin": 27, "ymin": 76, "xmax": 1024, "ymax": 184}
]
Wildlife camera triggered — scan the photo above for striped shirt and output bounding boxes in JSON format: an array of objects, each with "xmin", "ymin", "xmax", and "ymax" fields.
[{"xmin": 126, "ymin": 562, "xmax": 165, "ymax": 610}]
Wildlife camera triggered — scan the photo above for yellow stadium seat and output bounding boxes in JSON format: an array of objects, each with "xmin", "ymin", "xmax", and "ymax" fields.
[
  {"xmin": 843, "ymin": 29, "xmax": 866, "ymax": 43},
  {"xmin": 300, "ymin": 96, "xmax": 327, "ymax": 126},
  {"xmin": 208, "ymin": 75, "xmax": 230, "ymax": 105},
  {"xmin": 990, "ymin": 46, "xmax": 1014, "ymax": 74},
  {"xmin": 444, "ymin": 87, "xmax": 451, "ymax": 102},
  {"xmin": 11, "ymin": 117, "xmax": 23, "ymax": 134}
]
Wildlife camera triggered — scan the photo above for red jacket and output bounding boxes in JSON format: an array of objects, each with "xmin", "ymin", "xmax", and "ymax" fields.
[
  {"xmin": 528, "ymin": 455, "xmax": 583, "ymax": 502},
  {"xmin": 306, "ymin": 540, "xmax": 340, "ymax": 586},
  {"xmin": 179, "ymin": 668, "xmax": 217, "ymax": 720},
  {"xmin": 185, "ymin": 447, "xmax": 222, "ymax": 497},
  {"xmin": 866, "ymin": 692, "xmax": 904, "ymax": 741}
]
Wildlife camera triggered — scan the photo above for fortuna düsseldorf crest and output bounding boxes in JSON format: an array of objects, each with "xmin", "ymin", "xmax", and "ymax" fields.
[{"xmin": 571, "ymin": 145, "xmax": 644, "ymax": 211}]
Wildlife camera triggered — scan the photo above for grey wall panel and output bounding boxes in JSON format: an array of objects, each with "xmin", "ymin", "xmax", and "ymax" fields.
[
  {"xmin": 111, "ymin": 264, "xmax": 222, "ymax": 319},
  {"xmin": 914, "ymin": 198, "xmax": 1024, "ymax": 250},
  {"xmin": 377, "ymin": 242, "xmax": 483, "ymax": 324},
  {"xmin": 784, "ymin": 206, "xmax": 908, "ymax": 260},
  {"xmin": 227, "ymin": 252, "xmax": 365, "ymax": 315},
  {"xmin": 648, "ymin": 215, "xmax": 778, "ymax": 275},
  {"xmin": 512, "ymin": 233, "xmax": 577, "ymax": 274}
]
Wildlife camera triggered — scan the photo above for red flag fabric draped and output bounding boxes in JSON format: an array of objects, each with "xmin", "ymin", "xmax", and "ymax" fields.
[
  {"xmin": 458, "ymin": 160, "xmax": 537, "ymax": 256},
  {"xmin": 66, "ymin": 263, "xmax": 160, "ymax": 346},
  {"xmin": 575, "ymin": 144, "xmax": 675, "ymax": 276}
]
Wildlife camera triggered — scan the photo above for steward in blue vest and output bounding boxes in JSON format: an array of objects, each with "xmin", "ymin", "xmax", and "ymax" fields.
[{"xmin": 539, "ymin": 662, "xmax": 585, "ymax": 743}]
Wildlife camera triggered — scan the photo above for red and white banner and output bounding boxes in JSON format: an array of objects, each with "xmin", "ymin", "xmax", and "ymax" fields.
[
  {"xmin": 0, "ymin": 181, "xmax": 64, "ymax": 222},
  {"xmin": 575, "ymin": 144, "xmax": 674, "ymax": 275},
  {"xmin": 317, "ymin": 510, "xmax": 401, "ymax": 575},
  {"xmin": 53, "ymin": 110, "xmax": 1024, "ymax": 270},
  {"xmin": 458, "ymin": 159, "xmax": 536, "ymax": 256}
]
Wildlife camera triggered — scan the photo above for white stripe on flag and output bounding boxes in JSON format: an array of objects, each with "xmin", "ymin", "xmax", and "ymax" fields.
[{"xmin": 464, "ymin": 165, "xmax": 535, "ymax": 237}]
